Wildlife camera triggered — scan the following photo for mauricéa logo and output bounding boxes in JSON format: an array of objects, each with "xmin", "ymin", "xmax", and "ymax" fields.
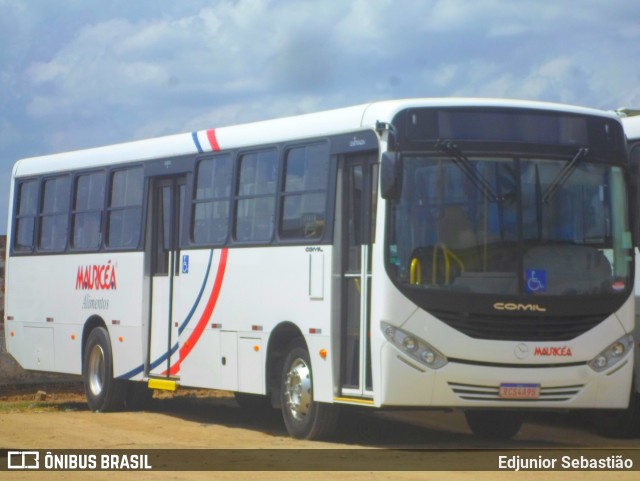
[{"xmin": 75, "ymin": 260, "xmax": 117, "ymax": 290}]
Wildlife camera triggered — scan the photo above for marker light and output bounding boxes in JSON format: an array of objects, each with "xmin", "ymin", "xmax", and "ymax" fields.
[
  {"xmin": 381, "ymin": 322, "xmax": 448, "ymax": 369},
  {"xmin": 589, "ymin": 334, "xmax": 633, "ymax": 372}
]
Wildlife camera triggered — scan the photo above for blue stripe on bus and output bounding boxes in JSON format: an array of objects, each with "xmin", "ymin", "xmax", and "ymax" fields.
[
  {"xmin": 117, "ymin": 343, "xmax": 177, "ymax": 380},
  {"xmin": 192, "ymin": 131, "xmax": 203, "ymax": 153},
  {"xmin": 178, "ymin": 249, "xmax": 214, "ymax": 335},
  {"xmin": 117, "ymin": 363, "xmax": 144, "ymax": 379},
  {"xmin": 117, "ymin": 249, "xmax": 214, "ymax": 380}
]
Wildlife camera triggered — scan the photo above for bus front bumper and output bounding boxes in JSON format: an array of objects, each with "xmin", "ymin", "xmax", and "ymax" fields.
[{"xmin": 379, "ymin": 343, "xmax": 633, "ymax": 409}]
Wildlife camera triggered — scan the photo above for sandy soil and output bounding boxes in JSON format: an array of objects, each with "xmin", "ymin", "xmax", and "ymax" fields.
[{"xmin": 0, "ymin": 388, "xmax": 638, "ymax": 481}]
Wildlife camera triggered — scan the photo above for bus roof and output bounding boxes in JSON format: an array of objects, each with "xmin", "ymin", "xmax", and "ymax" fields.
[
  {"xmin": 12, "ymin": 98, "xmax": 620, "ymax": 178},
  {"xmin": 622, "ymin": 115, "xmax": 640, "ymax": 141}
]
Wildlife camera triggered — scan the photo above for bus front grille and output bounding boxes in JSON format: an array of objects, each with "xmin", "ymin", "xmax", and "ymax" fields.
[{"xmin": 432, "ymin": 311, "xmax": 605, "ymax": 341}]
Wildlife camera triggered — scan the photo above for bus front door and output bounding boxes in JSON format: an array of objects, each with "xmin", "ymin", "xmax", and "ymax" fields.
[
  {"xmin": 147, "ymin": 175, "xmax": 187, "ymax": 379},
  {"xmin": 339, "ymin": 154, "xmax": 377, "ymax": 398}
]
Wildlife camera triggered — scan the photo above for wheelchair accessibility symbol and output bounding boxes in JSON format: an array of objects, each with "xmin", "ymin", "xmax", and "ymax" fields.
[{"xmin": 525, "ymin": 269, "xmax": 547, "ymax": 293}]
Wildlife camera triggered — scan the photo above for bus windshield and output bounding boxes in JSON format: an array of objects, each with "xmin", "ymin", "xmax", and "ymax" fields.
[{"xmin": 388, "ymin": 152, "xmax": 633, "ymax": 296}]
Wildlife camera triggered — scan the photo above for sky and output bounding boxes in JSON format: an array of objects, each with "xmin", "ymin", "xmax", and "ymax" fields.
[{"xmin": 1, "ymin": 0, "xmax": 640, "ymax": 233}]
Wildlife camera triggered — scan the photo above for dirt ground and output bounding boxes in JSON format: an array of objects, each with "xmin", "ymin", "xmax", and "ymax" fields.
[{"xmin": 0, "ymin": 387, "xmax": 638, "ymax": 481}]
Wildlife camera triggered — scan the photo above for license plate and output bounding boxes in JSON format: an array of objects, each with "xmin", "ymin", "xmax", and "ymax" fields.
[{"xmin": 499, "ymin": 383, "xmax": 540, "ymax": 399}]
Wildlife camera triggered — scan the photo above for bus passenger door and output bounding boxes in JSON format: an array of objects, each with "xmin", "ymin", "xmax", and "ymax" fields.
[
  {"xmin": 339, "ymin": 154, "xmax": 377, "ymax": 398},
  {"xmin": 147, "ymin": 175, "xmax": 187, "ymax": 378}
]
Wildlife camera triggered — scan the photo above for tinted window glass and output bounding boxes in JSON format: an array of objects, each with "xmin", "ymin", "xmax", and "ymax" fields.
[
  {"xmin": 234, "ymin": 150, "xmax": 277, "ymax": 242},
  {"xmin": 14, "ymin": 180, "xmax": 39, "ymax": 251},
  {"xmin": 39, "ymin": 176, "xmax": 70, "ymax": 251},
  {"xmin": 192, "ymin": 155, "xmax": 232, "ymax": 244},
  {"xmin": 107, "ymin": 167, "xmax": 143, "ymax": 249},
  {"xmin": 280, "ymin": 144, "xmax": 329, "ymax": 240},
  {"xmin": 72, "ymin": 171, "xmax": 105, "ymax": 249}
]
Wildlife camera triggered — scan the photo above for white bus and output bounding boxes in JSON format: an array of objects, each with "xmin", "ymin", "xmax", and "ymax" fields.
[{"xmin": 4, "ymin": 99, "xmax": 635, "ymax": 440}]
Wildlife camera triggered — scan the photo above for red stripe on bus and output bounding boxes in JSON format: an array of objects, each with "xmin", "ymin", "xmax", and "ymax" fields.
[
  {"xmin": 206, "ymin": 129, "xmax": 220, "ymax": 151},
  {"xmin": 167, "ymin": 248, "xmax": 228, "ymax": 376}
]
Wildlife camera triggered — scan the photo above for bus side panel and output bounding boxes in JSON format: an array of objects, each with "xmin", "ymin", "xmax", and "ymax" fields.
[
  {"xmin": 102, "ymin": 253, "xmax": 146, "ymax": 380},
  {"xmin": 174, "ymin": 249, "xmax": 224, "ymax": 389},
  {"xmin": 5, "ymin": 253, "xmax": 146, "ymax": 377},
  {"xmin": 178, "ymin": 246, "xmax": 334, "ymax": 401}
]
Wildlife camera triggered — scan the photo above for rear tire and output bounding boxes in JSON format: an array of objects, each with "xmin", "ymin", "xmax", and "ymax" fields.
[
  {"xmin": 82, "ymin": 327, "xmax": 126, "ymax": 412},
  {"xmin": 280, "ymin": 339, "xmax": 339, "ymax": 440},
  {"xmin": 465, "ymin": 410, "xmax": 523, "ymax": 440}
]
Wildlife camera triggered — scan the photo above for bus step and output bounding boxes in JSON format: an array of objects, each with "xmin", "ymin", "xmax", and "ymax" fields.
[{"xmin": 148, "ymin": 378, "xmax": 178, "ymax": 391}]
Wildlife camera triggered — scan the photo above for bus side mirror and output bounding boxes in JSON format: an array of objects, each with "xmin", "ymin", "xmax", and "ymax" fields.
[{"xmin": 381, "ymin": 151, "xmax": 402, "ymax": 201}]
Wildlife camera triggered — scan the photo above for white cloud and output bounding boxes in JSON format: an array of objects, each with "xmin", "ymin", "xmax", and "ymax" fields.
[{"xmin": 5, "ymin": 0, "xmax": 640, "ymax": 148}]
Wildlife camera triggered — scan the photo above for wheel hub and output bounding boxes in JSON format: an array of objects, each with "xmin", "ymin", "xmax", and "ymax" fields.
[
  {"xmin": 88, "ymin": 344, "xmax": 106, "ymax": 396},
  {"xmin": 284, "ymin": 357, "xmax": 312, "ymax": 421}
]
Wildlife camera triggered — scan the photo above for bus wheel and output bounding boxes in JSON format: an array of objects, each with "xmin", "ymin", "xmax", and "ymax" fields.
[
  {"xmin": 465, "ymin": 410, "xmax": 523, "ymax": 440},
  {"xmin": 280, "ymin": 340, "xmax": 339, "ymax": 440},
  {"xmin": 82, "ymin": 327, "xmax": 126, "ymax": 412}
]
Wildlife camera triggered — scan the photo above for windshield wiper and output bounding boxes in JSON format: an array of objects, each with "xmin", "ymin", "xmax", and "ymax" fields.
[
  {"xmin": 435, "ymin": 140, "xmax": 500, "ymax": 202},
  {"xmin": 542, "ymin": 147, "xmax": 589, "ymax": 203}
]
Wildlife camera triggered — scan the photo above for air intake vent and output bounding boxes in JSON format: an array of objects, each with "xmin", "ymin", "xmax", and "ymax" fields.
[{"xmin": 448, "ymin": 382, "xmax": 584, "ymax": 402}]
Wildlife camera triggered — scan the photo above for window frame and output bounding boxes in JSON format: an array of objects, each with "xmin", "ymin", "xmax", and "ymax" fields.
[
  {"xmin": 278, "ymin": 142, "xmax": 331, "ymax": 241},
  {"xmin": 105, "ymin": 165, "xmax": 145, "ymax": 251},
  {"xmin": 70, "ymin": 169, "xmax": 107, "ymax": 251},
  {"xmin": 37, "ymin": 174, "xmax": 71, "ymax": 253},
  {"xmin": 191, "ymin": 153, "xmax": 233, "ymax": 246},
  {"xmin": 13, "ymin": 179, "xmax": 40, "ymax": 253},
  {"xmin": 232, "ymin": 148, "xmax": 279, "ymax": 244}
]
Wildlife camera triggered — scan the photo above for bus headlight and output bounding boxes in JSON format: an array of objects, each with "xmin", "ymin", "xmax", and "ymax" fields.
[
  {"xmin": 382, "ymin": 322, "xmax": 448, "ymax": 369},
  {"xmin": 588, "ymin": 334, "xmax": 633, "ymax": 373}
]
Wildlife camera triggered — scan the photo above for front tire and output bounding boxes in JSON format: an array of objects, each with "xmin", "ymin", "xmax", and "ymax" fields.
[
  {"xmin": 280, "ymin": 339, "xmax": 339, "ymax": 440},
  {"xmin": 82, "ymin": 327, "xmax": 126, "ymax": 412}
]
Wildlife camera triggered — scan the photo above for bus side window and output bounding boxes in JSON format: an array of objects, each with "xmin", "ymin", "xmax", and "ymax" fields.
[
  {"xmin": 234, "ymin": 150, "xmax": 277, "ymax": 243},
  {"xmin": 279, "ymin": 143, "xmax": 329, "ymax": 240},
  {"xmin": 106, "ymin": 166, "xmax": 143, "ymax": 249},
  {"xmin": 14, "ymin": 179, "xmax": 39, "ymax": 252},
  {"xmin": 72, "ymin": 171, "xmax": 105, "ymax": 250},
  {"xmin": 38, "ymin": 175, "xmax": 71, "ymax": 252},
  {"xmin": 192, "ymin": 154, "xmax": 232, "ymax": 245}
]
